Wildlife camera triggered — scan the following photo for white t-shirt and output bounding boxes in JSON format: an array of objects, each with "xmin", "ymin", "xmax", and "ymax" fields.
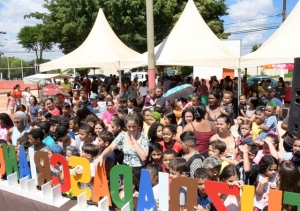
[
  {"xmin": 139, "ymin": 86, "xmax": 148, "ymax": 96},
  {"xmin": 254, "ymin": 174, "xmax": 277, "ymax": 209},
  {"xmin": 22, "ymin": 92, "xmax": 31, "ymax": 102},
  {"xmin": 152, "ymin": 184, "xmax": 159, "ymax": 204}
]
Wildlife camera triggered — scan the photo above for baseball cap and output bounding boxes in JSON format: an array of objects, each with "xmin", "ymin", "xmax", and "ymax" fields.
[
  {"xmin": 267, "ymin": 86, "xmax": 275, "ymax": 92},
  {"xmin": 90, "ymin": 93, "xmax": 98, "ymax": 100}
]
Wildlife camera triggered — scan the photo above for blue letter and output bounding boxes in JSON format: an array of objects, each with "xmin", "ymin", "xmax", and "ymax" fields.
[{"xmin": 18, "ymin": 146, "xmax": 31, "ymax": 179}]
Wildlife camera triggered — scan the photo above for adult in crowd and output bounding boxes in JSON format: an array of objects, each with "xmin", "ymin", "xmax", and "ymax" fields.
[
  {"xmin": 97, "ymin": 94, "xmax": 107, "ymax": 118},
  {"xmin": 72, "ymin": 90, "xmax": 80, "ymax": 104},
  {"xmin": 184, "ymin": 104, "xmax": 216, "ymax": 157},
  {"xmin": 46, "ymin": 98, "xmax": 60, "ymax": 116},
  {"xmin": 73, "ymin": 76, "xmax": 82, "ymax": 91},
  {"xmin": 12, "ymin": 111, "xmax": 30, "ymax": 145},
  {"xmin": 13, "ymin": 84, "xmax": 22, "ymax": 106},
  {"xmin": 274, "ymin": 80, "xmax": 286, "ymax": 102},
  {"xmin": 0, "ymin": 113, "xmax": 13, "ymax": 142},
  {"xmin": 61, "ymin": 78, "xmax": 72, "ymax": 96},
  {"xmin": 242, "ymin": 77, "xmax": 249, "ymax": 98},
  {"xmin": 155, "ymin": 86, "xmax": 166, "ymax": 107},
  {"xmin": 83, "ymin": 74, "xmax": 92, "ymax": 97},
  {"xmin": 76, "ymin": 104, "xmax": 98, "ymax": 121},
  {"xmin": 138, "ymin": 81, "xmax": 148, "ymax": 97},
  {"xmin": 102, "ymin": 100, "xmax": 116, "ymax": 127},
  {"xmin": 257, "ymin": 80, "xmax": 268, "ymax": 98},
  {"xmin": 80, "ymin": 88, "xmax": 91, "ymax": 106},
  {"xmin": 265, "ymin": 87, "xmax": 282, "ymax": 116},
  {"xmin": 179, "ymin": 107, "xmax": 195, "ymax": 128},
  {"xmin": 238, "ymin": 97, "xmax": 259, "ymax": 122},
  {"xmin": 163, "ymin": 76, "xmax": 172, "ymax": 92},
  {"xmin": 29, "ymin": 95, "xmax": 39, "ymax": 122},
  {"xmin": 206, "ymin": 91, "xmax": 222, "ymax": 122},
  {"xmin": 284, "ymin": 81, "xmax": 291, "ymax": 106},
  {"xmin": 249, "ymin": 79, "xmax": 259, "ymax": 97},
  {"xmin": 94, "ymin": 114, "xmax": 149, "ymax": 171},
  {"xmin": 87, "ymin": 93, "xmax": 101, "ymax": 117},
  {"xmin": 22, "ymin": 87, "xmax": 32, "ymax": 113},
  {"xmin": 198, "ymin": 79, "xmax": 209, "ymax": 105},
  {"xmin": 91, "ymin": 77, "xmax": 99, "ymax": 94},
  {"xmin": 210, "ymin": 114, "xmax": 238, "ymax": 160},
  {"xmin": 55, "ymin": 93, "xmax": 65, "ymax": 114}
]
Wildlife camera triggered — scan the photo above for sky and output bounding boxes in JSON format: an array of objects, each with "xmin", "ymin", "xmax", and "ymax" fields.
[{"xmin": 0, "ymin": 0, "xmax": 298, "ymax": 62}]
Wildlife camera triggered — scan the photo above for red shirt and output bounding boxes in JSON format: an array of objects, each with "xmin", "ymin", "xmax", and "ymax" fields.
[
  {"xmin": 243, "ymin": 82, "xmax": 249, "ymax": 96},
  {"xmin": 284, "ymin": 88, "xmax": 291, "ymax": 101},
  {"xmin": 159, "ymin": 140, "xmax": 182, "ymax": 155}
]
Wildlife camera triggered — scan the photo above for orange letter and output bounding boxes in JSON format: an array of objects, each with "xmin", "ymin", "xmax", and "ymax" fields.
[
  {"xmin": 34, "ymin": 151, "xmax": 51, "ymax": 186},
  {"xmin": 0, "ymin": 147, "xmax": 6, "ymax": 175},
  {"xmin": 69, "ymin": 156, "xmax": 91, "ymax": 199}
]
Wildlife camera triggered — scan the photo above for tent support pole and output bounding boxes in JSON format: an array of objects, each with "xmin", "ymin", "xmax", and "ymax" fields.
[
  {"xmin": 119, "ymin": 70, "xmax": 122, "ymax": 96},
  {"xmin": 146, "ymin": 0, "xmax": 156, "ymax": 89},
  {"xmin": 238, "ymin": 68, "xmax": 242, "ymax": 108}
]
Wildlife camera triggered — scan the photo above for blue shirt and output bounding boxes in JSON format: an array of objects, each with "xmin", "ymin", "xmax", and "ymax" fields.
[
  {"xmin": 197, "ymin": 195, "xmax": 216, "ymax": 211},
  {"xmin": 68, "ymin": 131, "xmax": 75, "ymax": 140},
  {"xmin": 271, "ymin": 97, "xmax": 282, "ymax": 108},
  {"xmin": 30, "ymin": 105, "xmax": 40, "ymax": 122},
  {"xmin": 256, "ymin": 115, "xmax": 277, "ymax": 140}
]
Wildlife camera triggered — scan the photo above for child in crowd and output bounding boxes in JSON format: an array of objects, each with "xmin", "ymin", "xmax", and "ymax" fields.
[
  {"xmin": 72, "ymin": 103, "xmax": 79, "ymax": 116},
  {"xmin": 55, "ymin": 125, "xmax": 78, "ymax": 150},
  {"xmin": 254, "ymin": 155, "xmax": 279, "ymax": 211},
  {"xmin": 162, "ymin": 149, "xmax": 176, "ymax": 173},
  {"xmin": 78, "ymin": 124, "xmax": 94, "ymax": 150},
  {"xmin": 117, "ymin": 106, "xmax": 128, "ymax": 119},
  {"xmin": 144, "ymin": 89, "xmax": 156, "ymax": 109},
  {"xmin": 184, "ymin": 96, "xmax": 199, "ymax": 109},
  {"xmin": 49, "ymin": 116, "xmax": 60, "ymax": 136},
  {"xmin": 252, "ymin": 106, "xmax": 265, "ymax": 140},
  {"xmin": 208, "ymin": 140, "xmax": 229, "ymax": 172},
  {"xmin": 85, "ymin": 115, "xmax": 99, "ymax": 128},
  {"xmin": 148, "ymin": 122, "xmax": 163, "ymax": 143},
  {"xmin": 146, "ymin": 164, "xmax": 162, "ymax": 205},
  {"xmin": 253, "ymin": 134, "xmax": 282, "ymax": 164},
  {"xmin": 38, "ymin": 121, "xmax": 56, "ymax": 147},
  {"xmin": 236, "ymin": 142, "xmax": 259, "ymax": 185},
  {"xmin": 61, "ymin": 103, "xmax": 72, "ymax": 117},
  {"xmin": 239, "ymin": 120, "xmax": 253, "ymax": 145},
  {"xmin": 147, "ymin": 142, "xmax": 163, "ymax": 165},
  {"xmin": 238, "ymin": 95, "xmax": 247, "ymax": 118},
  {"xmin": 172, "ymin": 100, "xmax": 183, "ymax": 123},
  {"xmin": 220, "ymin": 91, "xmax": 235, "ymax": 124},
  {"xmin": 202, "ymin": 156, "xmax": 222, "ymax": 181},
  {"xmin": 65, "ymin": 145, "xmax": 80, "ymax": 162},
  {"xmin": 256, "ymin": 102, "xmax": 278, "ymax": 142},
  {"xmin": 7, "ymin": 91, "xmax": 16, "ymax": 114},
  {"xmin": 180, "ymin": 131, "xmax": 203, "ymax": 178},
  {"xmin": 38, "ymin": 101, "xmax": 47, "ymax": 113},
  {"xmin": 219, "ymin": 165, "xmax": 243, "ymax": 211},
  {"xmin": 159, "ymin": 125, "xmax": 182, "ymax": 156},
  {"xmin": 16, "ymin": 133, "xmax": 30, "ymax": 162},
  {"xmin": 69, "ymin": 116, "xmax": 81, "ymax": 147},
  {"xmin": 72, "ymin": 143, "xmax": 99, "ymax": 199},
  {"xmin": 110, "ymin": 118, "xmax": 125, "ymax": 137},
  {"xmin": 37, "ymin": 111, "xmax": 44, "ymax": 122},
  {"xmin": 64, "ymin": 93, "xmax": 72, "ymax": 106},
  {"xmin": 168, "ymin": 157, "xmax": 188, "ymax": 211},
  {"xmin": 97, "ymin": 131, "xmax": 117, "ymax": 166},
  {"xmin": 194, "ymin": 168, "xmax": 216, "ymax": 211},
  {"xmin": 283, "ymin": 137, "xmax": 300, "ymax": 160},
  {"xmin": 148, "ymin": 112, "xmax": 161, "ymax": 126}
]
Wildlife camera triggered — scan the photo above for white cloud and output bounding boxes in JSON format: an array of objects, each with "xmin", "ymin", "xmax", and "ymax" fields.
[
  {"xmin": 228, "ymin": 0, "xmax": 275, "ymax": 20},
  {"xmin": 0, "ymin": 0, "xmax": 64, "ymax": 62},
  {"xmin": 242, "ymin": 34, "xmax": 263, "ymax": 46}
]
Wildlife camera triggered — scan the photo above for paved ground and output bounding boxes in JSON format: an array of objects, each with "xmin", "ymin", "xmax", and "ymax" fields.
[{"xmin": 0, "ymin": 89, "xmax": 286, "ymax": 155}]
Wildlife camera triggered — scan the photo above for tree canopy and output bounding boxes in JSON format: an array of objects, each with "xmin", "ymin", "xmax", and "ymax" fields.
[
  {"xmin": 17, "ymin": 25, "xmax": 53, "ymax": 62},
  {"xmin": 25, "ymin": 0, "xmax": 229, "ymax": 54},
  {"xmin": 251, "ymin": 44, "xmax": 262, "ymax": 53},
  {"xmin": 0, "ymin": 57, "xmax": 31, "ymax": 79}
]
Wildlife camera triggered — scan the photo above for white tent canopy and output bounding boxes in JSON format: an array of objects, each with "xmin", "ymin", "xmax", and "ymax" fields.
[
  {"xmin": 240, "ymin": 1, "xmax": 300, "ymax": 67},
  {"xmin": 120, "ymin": 0, "xmax": 240, "ymax": 69},
  {"xmin": 40, "ymin": 9, "xmax": 140, "ymax": 73},
  {"xmin": 24, "ymin": 74, "xmax": 73, "ymax": 85}
]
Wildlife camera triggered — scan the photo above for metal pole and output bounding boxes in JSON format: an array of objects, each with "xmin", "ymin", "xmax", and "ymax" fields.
[
  {"xmin": 7, "ymin": 57, "xmax": 10, "ymax": 80},
  {"xmin": 238, "ymin": 68, "xmax": 242, "ymax": 106},
  {"xmin": 146, "ymin": 0, "xmax": 156, "ymax": 89},
  {"xmin": 282, "ymin": 0, "xmax": 287, "ymax": 22},
  {"xmin": 118, "ymin": 70, "xmax": 122, "ymax": 96},
  {"xmin": 20, "ymin": 57, "xmax": 23, "ymax": 79}
]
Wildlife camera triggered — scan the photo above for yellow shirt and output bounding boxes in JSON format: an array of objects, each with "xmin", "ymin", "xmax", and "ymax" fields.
[
  {"xmin": 257, "ymin": 86, "xmax": 266, "ymax": 98},
  {"xmin": 252, "ymin": 122, "xmax": 262, "ymax": 140},
  {"xmin": 173, "ymin": 109, "xmax": 182, "ymax": 123}
]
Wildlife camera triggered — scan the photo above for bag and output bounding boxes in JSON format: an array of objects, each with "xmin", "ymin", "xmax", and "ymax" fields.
[{"xmin": 186, "ymin": 153, "xmax": 205, "ymax": 177}]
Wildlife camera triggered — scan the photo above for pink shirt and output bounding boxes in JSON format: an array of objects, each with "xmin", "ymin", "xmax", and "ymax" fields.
[
  {"xmin": 49, "ymin": 108, "xmax": 60, "ymax": 116},
  {"xmin": 102, "ymin": 110, "xmax": 116, "ymax": 124},
  {"xmin": 253, "ymin": 150, "xmax": 283, "ymax": 164}
]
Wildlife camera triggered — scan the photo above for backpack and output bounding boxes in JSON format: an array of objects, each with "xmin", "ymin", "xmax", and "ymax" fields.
[{"xmin": 186, "ymin": 153, "xmax": 205, "ymax": 177}]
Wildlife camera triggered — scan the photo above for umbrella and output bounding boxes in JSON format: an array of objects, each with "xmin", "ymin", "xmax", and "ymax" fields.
[
  {"xmin": 39, "ymin": 84, "xmax": 68, "ymax": 97},
  {"xmin": 163, "ymin": 84, "xmax": 195, "ymax": 101}
]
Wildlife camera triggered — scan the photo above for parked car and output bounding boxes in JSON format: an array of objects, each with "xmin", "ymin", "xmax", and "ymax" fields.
[{"xmin": 247, "ymin": 76, "xmax": 278, "ymax": 88}]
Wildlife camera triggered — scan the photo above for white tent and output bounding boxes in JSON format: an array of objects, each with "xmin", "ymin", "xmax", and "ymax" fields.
[
  {"xmin": 24, "ymin": 74, "xmax": 73, "ymax": 85},
  {"xmin": 240, "ymin": 1, "xmax": 300, "ymax": 67},
  {"xmin": 40, "ymin": 9, "xmax": 140, "ymax": 73},
  {"xmin": 120, "ymin": 0, "xmax": 240, "ymax": 69}
]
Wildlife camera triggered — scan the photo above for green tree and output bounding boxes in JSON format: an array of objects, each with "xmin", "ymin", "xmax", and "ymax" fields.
[
  {"xmin": 17, "ymin": 25, "xmax": 53, "ymax": 63},
  {"xmin": 0, "ymin": 57, "xmax": 30, "ymax": 79},
  {"xmin": 25, "ymin": 0, "xmax": 229, "ymax": 54},
  {"xmin": 251, "ymin": 44, "xmax": 262, "ymax": 52}
]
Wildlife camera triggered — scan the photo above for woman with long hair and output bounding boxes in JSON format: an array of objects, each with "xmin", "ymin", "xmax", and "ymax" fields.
[
  {"xmin": 206, "ymin": 91, "xmax": 222, "ymax": 122},
  {"xmin": 179, "ymin": 107, "xmax": 195, "ymax": 128},
  {"xmin": 29, "ymin": 95, "xmax": 39, "ymax": 122},
  {"xmin": 184, "ymin": 104, "xmax": 216, "ymax": 157},
  {"xmin": 102, "ymin": 100, "xmax": 116, "ymax": 127},
  {"xmin": 163, "ymin": 110, "xmax": 182, "ymax": 142}
]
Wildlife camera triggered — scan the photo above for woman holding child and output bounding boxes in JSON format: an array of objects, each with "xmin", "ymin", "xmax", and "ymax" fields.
[
  {"xmin": 210, "ymin": 114, "xmax": 238, "ymax": 160},
  {"xmin": 94, "ymin": 114, "xmax": 149, "ymax": 171}
]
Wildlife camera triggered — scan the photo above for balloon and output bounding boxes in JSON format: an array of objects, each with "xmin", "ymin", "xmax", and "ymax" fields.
[{"xmin": 286, "ymin": 64, "xmax": 294, "ymax": 70}]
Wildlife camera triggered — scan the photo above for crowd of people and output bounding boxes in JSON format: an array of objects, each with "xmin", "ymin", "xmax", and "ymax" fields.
[{"xmin": 0, "ymin": 73, "xmax": 297, "ymax": 211}]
